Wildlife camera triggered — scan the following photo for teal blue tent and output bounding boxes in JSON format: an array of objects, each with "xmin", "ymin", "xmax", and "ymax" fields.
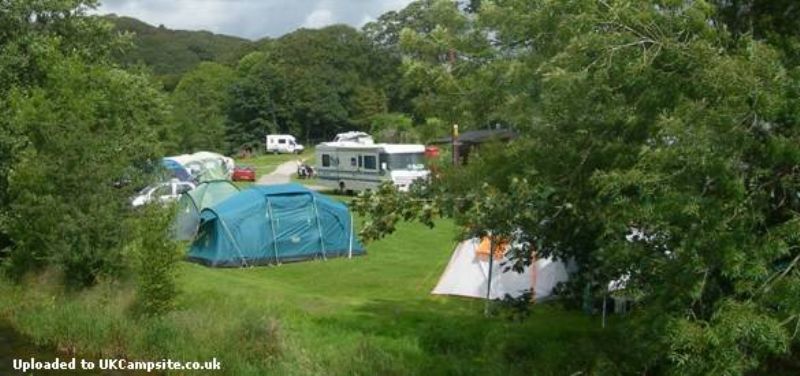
[{"xmin": 189, "ymin": 184, "xmax": 365, "ymax": 267}]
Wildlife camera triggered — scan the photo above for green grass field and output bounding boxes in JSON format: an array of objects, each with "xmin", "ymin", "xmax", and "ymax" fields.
[
  {"xmin": 0, "ymin": 187, "xmax": 614, "ymax": 375},
  {"xmin": 0, "ymin": 219, "xmax": 611, "ymax": 375},
  {"xmin": 171, "ymin": 219, "xmax": 608, "ymax": 375}
]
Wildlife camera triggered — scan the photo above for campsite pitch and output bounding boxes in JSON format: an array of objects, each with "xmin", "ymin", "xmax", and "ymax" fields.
[
  {"xmin": 172, "ymin": 219, "xmax": 609, "ymax": 375},
  {"xmin": 0, "ymin": 217, "xmax": 611, "ymax": 376}
]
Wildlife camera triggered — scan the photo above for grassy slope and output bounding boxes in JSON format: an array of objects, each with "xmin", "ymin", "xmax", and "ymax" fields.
[
  {"xmin": 0, "ymin": 177, "xmax": 610, "ymax": 375},
  {"xmin": 176, "ymin": 218, "xmax": 606, "ymax": 374}
]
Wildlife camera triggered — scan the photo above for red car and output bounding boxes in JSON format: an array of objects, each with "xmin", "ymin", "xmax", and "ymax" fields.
[{"xmin": 232, "ymin": 166, "xmax": 256, "ymax": 182}]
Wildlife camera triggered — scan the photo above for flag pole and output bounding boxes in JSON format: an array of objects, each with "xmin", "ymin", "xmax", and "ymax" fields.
[{"xmin": 484, "ymin": 234, "xmax": 494, "ymax": 316}]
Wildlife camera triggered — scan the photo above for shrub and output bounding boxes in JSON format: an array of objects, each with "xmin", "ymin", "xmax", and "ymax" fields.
[{"xmin": 132, "ymin": 205, "xmax": 181, "ymax": 317}]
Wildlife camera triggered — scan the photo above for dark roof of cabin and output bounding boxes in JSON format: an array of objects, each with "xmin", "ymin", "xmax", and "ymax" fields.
[{"xmin": 431, "ymin": 129, "xmax": 518, "ymax": 145}]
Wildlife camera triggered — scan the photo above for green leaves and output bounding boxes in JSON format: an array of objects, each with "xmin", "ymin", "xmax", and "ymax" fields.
[
  {"xmin": 226, "ymin": 25, "xmax": 397, "ymax": 146},
  {"xmin": 3, "ymin": 58, "xmax": 167, "ymax": 286},
  {"xmin": 667, "ymin": 300, "xmax": 789, "ymax": 375},
  {"xmin": 169, "ymin": 62, "xmax": 236, "ymax": 153},
  {"xmin": 0, "ymin": 1, "xmax": 169, "ymax": 286},
  {"xmin": 132, "ymin": 205, "xmax": 181, "ymax": 317},
  {"xmin": 354, "ymin": 0, "xmax": 800, "ymax": 373}
]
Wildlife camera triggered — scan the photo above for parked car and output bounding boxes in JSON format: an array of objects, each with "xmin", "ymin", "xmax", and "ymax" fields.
[
  {"xmin": 232, "ymin": 166, "xmax": 256, "ymax": 182},
  {"xmin": 131, "ymin": 180, "xmax": 196, "ymax": 207},
  {"xmin": 266, "ymin": 134, "xmax": 304, "ymax": 154}
]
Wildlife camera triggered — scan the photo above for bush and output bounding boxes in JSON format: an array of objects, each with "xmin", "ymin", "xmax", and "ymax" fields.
[
  {"xmin": 133, "ymin": 205, "xmax": 181, "ymax": 317},
  {"xmin": 1, "ymin": 59, "xmax": 168, "ymax": 287}
]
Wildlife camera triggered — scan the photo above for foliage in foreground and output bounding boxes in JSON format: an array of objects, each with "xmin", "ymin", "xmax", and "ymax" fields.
[
  {"xmin": 0, "ymin": 217, "xmax": 615, "ymax": 376},
  {"xmin": 133, "ymin": 206, "xmax": 181, "ymax": 317},
  {"xmin": 0, "ymin": 1, "xmax": 168, "ymax": 286},
  {"xmin": 355, "ymin": 1, "xmax": 800, "ymax": 374}
]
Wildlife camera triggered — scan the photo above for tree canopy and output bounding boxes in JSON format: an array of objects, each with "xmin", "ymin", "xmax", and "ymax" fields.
[
  {"xmin": 223, "ymin": 25, "xmax": 401, "ymax": 151},
  {"xmin": 354, "ymin": 0, "xmax": 800, "ymax": 374},
  {"xmin": 0, "ymin": 0, "xmax": 169, "ymax": 286}
]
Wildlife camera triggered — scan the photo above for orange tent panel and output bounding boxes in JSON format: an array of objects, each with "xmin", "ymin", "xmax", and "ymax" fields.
[{"xmin": 475, "ymin": 237, "xmax": 508, "ymax": 261}]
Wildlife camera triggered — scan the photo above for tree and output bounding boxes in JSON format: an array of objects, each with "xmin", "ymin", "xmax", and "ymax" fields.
[
  {"xmin": 227, "ymin": 25, "xmax": 400, "ymax": 145},
  {"xmin": 0, "ymin": 0, "xmax": 120, "ymax": 256},
  {"xmin": 356, "ymin": 0, "xmax": 800, "ymax": 373},
  {"xmin": 5, "ymin": 58, "xmax": 168, "ymax": 286},
  {"xmin": 170, "ymin": 62, "xmax": 236, "ymax": 153},
  {"xmin": 226, "ymin": 52, "xmax": 285, "ymax": 152},
  {"xmin": 0, "ymin": 1, "xmax": 169, "ymax": 286},
  {"xmin": 370, "ymin": 113, "xmax": 416, "ymax": 143},
  {"xmin": 107, "ymin": 15, "xmax": 254, "ymax": 91},
  {"xmin": 712, "ymin": 0, "xmax": 800, "ymax": 64},
  {"xmin": 377, "ymin": 0, "xmax": 508, "ymax": 130}
]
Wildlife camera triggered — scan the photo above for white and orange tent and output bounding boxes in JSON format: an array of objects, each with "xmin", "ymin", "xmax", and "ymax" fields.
[{"xmin": 432, "ymin": 237, "xmax": 570, "ymax": 301}]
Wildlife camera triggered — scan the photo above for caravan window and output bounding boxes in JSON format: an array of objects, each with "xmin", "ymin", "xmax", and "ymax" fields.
[
  {"xmin": 278, "ymin": 139, "xmax": 286, "ymax": 144},
  {"xmin": 322, "ymin": 154, "xmax": 331, "ymax": 167},
  {"xmin": 363, "ymin": 155, "xmax": 377, "ymax": 170},
  {"xmin": 380, "ymin": 152, "xmax": 425, "ymax": 171},
  {"xmin": 350, "ymin": 157, "xmax": 357, "ymax": 167}
]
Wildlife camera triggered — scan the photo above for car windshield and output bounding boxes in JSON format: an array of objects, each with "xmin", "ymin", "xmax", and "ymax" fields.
[
  {"xmin": 137, "ymin": 185, "xmax": 156, "ymax": 195},
  {"xmin": 380, "ymin": 153, "xmax": 425, "ymax": 171}
]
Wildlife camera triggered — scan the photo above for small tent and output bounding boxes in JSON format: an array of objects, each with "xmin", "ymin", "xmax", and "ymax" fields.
[
  {"xmin": 174, "ymin": 180, "xmax": 240, "ymax": 241},
  {"xmin": 189, "ymin": 184, "xmax": 364, "ymax": 267},
  {"xmin": 432, "ymin": 237, "xmax": 570, "ymax": 301},
  {"xmin": 166, "ymin": 151, "xmax": 234, "ymax": 182},
  {"xmin": 161, "ymin": 158, "xmax": 193, "ymax": 182}
]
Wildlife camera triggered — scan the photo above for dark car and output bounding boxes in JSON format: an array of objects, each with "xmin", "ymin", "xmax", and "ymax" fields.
[{"xmin": 232, "ymin": 166, "xmax": 256, "ymax": 182}]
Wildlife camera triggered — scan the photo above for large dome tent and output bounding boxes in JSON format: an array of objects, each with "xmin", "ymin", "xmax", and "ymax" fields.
[{"xmin": 189, "ymin": 184, "xmax": 364, "ymax": 267}]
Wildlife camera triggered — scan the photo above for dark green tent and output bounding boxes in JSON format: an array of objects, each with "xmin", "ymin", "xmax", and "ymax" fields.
[
  {"xmin": 174, "ymin": 180, "xmax": 240, "ymax": 241},
  {"xmin": 189, "ymin": 184, "xmax": 365, "ymax": 267}
]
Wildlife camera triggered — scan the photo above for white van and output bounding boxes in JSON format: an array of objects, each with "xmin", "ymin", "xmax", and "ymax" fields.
[
  {"xmin": 266, "ymin": 134, "xmax": 304, "ymax": 154},
  {"xmin": 315, "ymin": 141, "xmax": 429, "ymax": 193}
]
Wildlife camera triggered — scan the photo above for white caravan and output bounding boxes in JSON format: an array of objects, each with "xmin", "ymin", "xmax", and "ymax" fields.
[
  {"xmin": 266, "ymin": 134, "xmax": 304, "ymax": 154},
  {"xmin": 315, "ymin": 141, "xmax": 429, "ymax": 192}
]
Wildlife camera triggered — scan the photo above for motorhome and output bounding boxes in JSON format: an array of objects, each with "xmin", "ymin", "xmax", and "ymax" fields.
[
  {"xmin": 315, "ymin": 140, "xmax": 429, "ymax": 193},
  {"xmin": 266, "ymin": 134, "xmax": 304, "ymax": 154}
]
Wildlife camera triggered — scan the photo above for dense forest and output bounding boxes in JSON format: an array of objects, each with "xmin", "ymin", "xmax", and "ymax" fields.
[
  {"xmin": 1, "ymin": 0, "xmax": 800, "ymax": 374},
  {"xmin": 106, "ymin": 15, "xmax": 256, "ymax": 90},
  {"xmin": 105, "ymin": 5, "xmax": 468, "ymax": 155}
]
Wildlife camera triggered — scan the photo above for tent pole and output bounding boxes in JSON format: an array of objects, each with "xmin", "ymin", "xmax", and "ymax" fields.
[
  {"xmin": 218, "ymin": 216, "xmax": 248, "ymax": 268},
  {"xmin": 484, "ymin": 234, "xmax": 494, "ymax": 317},
  {"xmin": 602, "ymin": 287, "xmax": 608, "ymax": 329},
  {"xmin": 348, "ymin": 212, "xmax": 354, "ymax": 259},
  {"xmin": 530, "ymin": 249, "xmax": 537, "ymax": 304},
  {"xmin": 311, "ymin": 194, "xmax": 327, "ymax": 260},
  {"xmin": 266, "ymin": 198, "xmax": 280, "ymax": 265}
]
